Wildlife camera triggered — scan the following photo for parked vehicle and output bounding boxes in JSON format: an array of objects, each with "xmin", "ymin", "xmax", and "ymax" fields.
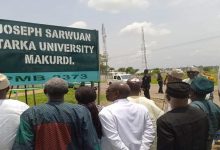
[
  {"xmin": 107, "ymin": 72, "xmax": 132, "ymax": 85},
  {"xmin": 68, "ymin": 81, "xmax": 98, "ymax": 90}
]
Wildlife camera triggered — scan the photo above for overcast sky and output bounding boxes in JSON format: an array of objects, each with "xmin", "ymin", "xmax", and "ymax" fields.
[{"xmin": 1, "ymin": 0, "xmax": 220, "ymax": 70}]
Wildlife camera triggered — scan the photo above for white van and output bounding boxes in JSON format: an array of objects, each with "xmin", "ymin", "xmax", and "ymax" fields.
[{"xmin": 108, "ymin": 73, "xmax": 132, "ymax": 85}]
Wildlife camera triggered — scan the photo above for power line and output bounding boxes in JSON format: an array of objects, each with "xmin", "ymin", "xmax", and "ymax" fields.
[
  {"xmin": 109, "ymin": 34, "xmax": 220, "ymax": 60},
  {"xmin": 152, "ymin": 34, "xmax": 220, "ymax": 51}
]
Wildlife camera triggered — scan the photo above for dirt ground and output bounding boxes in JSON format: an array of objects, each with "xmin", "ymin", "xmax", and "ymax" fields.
[
  {"xmin": 100, "ymin": 83, "xmax": 220, "ymax": 108},
  {"xmin": 148, "ymin": 84, "xmax": 220, "ymax": 108}
]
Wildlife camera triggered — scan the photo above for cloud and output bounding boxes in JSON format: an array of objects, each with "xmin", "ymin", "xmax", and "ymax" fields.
[
  {"xmin": 147, "ymin": 41, "xmax": 157, "ymax": 47},
  {"xmin": 87, "ymin": 0, "xmax": 149, "ymax": 13},
  {"xmin": 168, "ymin": 0, "xmax": 184, "ymax": 6},
  {"xmin": 120, "ymin": 22, "xmax": 171, "ymax": 36},
  {"xmin": 164, "ymin": 56, "xmax": 172, "ymax": 60},
  {"xmin": 69, "ymin": 21, "xmax": 88, "ymax": 29}
]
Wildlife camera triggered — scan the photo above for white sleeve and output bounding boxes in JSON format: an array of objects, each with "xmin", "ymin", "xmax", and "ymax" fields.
[
  {"xmin": 140, "ymin": 111, "xmax": 155, "ymax": 150},
  {"xmin": 99, "ymin": 109, "xmax": 129, "ymax": 150}
]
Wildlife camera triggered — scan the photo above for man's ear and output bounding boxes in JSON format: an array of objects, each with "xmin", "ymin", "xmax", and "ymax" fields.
[
  {"xmin": 44, "ymin": 89, "xmax": 47, "ymax": 95},
  {"xmin": 65, "ymin": 89, "xmax": 69, "ymax": 94},
  {"xmin": 6, "ymin": 86, "xmax": 10, "ymax": 93}
]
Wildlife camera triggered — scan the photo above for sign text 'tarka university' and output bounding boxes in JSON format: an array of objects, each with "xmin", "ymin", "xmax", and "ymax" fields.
[{"xmin": 0, "ymin": 19, "xmax": 99, "ymax": 85}]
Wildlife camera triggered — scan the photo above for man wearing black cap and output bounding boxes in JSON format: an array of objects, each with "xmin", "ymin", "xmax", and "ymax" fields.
[
  {"xmin": 190, "ymin": 76, "xmax": 220, "ymax": 150},
  {"xmin": 157, "ymin": 82, "xmax": 209, "ymax": 150}
]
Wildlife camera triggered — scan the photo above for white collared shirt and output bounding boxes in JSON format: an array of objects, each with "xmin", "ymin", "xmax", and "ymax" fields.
[
  {"xmin": 0, "ymin": 99, "xmax": 29, "ymax": 150},
  {"xmin": 127, "ymin": 96, "xmax": 164, "ymax": 150},
  {"xmin": 99, "ymin": 98, "xmax": 154, "ymax": 150}
]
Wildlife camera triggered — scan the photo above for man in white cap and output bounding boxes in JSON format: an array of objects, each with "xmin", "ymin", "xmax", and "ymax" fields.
[
  {"xmin": 164, "ymin": 68, "xmax": 184, "ymax": 85},
  {"xmin": 163, "ymin": 69, "xmax": 184, "ymax": 111},
  {"xmin": 0, "ymin": 73, "xmax": 29, "ymax": 150},
  {"xmin": 183, "ymin": 66, "xmax": 200, "ymax": 84}
]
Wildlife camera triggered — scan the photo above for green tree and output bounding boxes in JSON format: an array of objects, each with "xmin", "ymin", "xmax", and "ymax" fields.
[
  {"xmin": 125, "ymin": 67, "xmax": 139, "ymax": 74},
  {"xmin": 118, "ymin": 68, "xmax": 126, "ymax": 72}
]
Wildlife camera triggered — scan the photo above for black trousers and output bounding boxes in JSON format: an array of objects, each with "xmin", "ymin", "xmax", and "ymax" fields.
[
  {"xmin": 158, "ymin": 82, "xmax": 163, "ymax": 93},
  {"xmin": 143, "ymin": 88, "xmax": 150, "ymax": 99}
]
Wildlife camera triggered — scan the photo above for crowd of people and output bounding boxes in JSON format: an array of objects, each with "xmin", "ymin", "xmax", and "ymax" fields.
[{"xmin": 0, "ymin": 66, "xmax": 220, "ymax": 150}]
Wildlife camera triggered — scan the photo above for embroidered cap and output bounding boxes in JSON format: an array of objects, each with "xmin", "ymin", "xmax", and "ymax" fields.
[
  {"xmin": 191, "ymin": 76, "xmax": 214, "ymax": 94},
  {"xmin": 0, "ymin": 73, "xmax": 10, "ymax": 90},
  {"xmin": 168, "ymin": 69, "xmax": 184, "ymax": 80},
  {"xmin": 166, "ymin": 82, "xmax": 190, "ymax": 98},
  {"xmin": 187, "ymin": 66, "xmax": 200, "ymax": 73}
]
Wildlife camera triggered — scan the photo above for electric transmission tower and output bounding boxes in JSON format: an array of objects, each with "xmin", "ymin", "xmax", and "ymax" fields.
[
  {"xmin": 141, "ymin": 27, "xmax": 147, "ymax": 69},
  {"xmin": 102, "ymin": 24, "xmax": 108, "ymax": 79}
]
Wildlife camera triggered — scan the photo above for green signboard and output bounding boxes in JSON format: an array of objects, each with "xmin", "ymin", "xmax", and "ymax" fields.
[{"xmin": 0, "ymin": 19, "xmax": 99, "ymax": 85}]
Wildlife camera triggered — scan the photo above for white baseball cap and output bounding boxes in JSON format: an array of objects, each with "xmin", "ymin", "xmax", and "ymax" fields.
[{"xmin": 0, "ymin": 73, "xmax": 10, "ymax": 90}]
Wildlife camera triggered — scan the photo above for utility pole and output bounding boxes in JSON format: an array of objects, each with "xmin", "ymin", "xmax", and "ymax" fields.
[
  {"xmin": 141, "ymin": 27, "xmax": 147, "ymax": 69},
  {"xmin": 102, "ymin": 24, "xmax": 108, "ymax": 79}
]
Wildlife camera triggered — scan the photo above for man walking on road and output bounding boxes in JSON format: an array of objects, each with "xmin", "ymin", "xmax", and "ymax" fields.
[{"xmin": 142, "ymin": 69, "xmax": 151, "ymax": 99}]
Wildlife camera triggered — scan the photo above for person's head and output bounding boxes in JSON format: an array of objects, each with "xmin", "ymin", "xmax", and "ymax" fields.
[
  {"xmin": 127, "ymin": 78, "xmax": 142, "ymax": 96},
  {"xmin": 75, "ymin": 86, "xmax": 96, "ymax": 104},
  {"xmin": 106, "ymin": 82, "xmax": 130, "ymax": 102},
  {"xmin": 187, "ymin": 66, "xmax": 200, "ymax": 79},
  {"xmin": 165, "ymin": 82, "xmax": 190, "ymax": 109},
  {"xmin": 0, "ymin": 73, "xmax": 10, "ymax": 99},
  {"xmin": 190, "ymin": 76, "xmax": 214, "ymax": 101},
  {"xmin": 44, "ymin": 77, "xmax": 68, "ymax": 101},
  {"xmin": 144, "ymin": 69, "xmax": 149, "ymax": 74},
  {"xmin": 167, "ymin": 69, "xmax": 184, "ymax": 83},
  {"xmin": 75, "ymin": 86, "xmax": 102, "ymax": 138}
]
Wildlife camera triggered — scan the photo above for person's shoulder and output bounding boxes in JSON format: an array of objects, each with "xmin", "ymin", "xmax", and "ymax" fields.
[
  {"xmin": 190, "ymin": 101, "xmax": 205, "ymax": 110},
  {"xmin": 99, "ymin": 103, "xmax": 114, "ymax": 114},
  {"xmin": 127, "ymin": 97, "xmax": 152, "ymax": 107},
  {"xmin": 133, "ymin": 96, "xmax": 157, "ymax": 106},
  {"xmin": 158, "ymin": 108, "xmax": 179, "ymax": 121},
  {"xmin": 188, "ymin": 105, "xmax": 202, "ymax": 111},
  {"xmin": 187, "ymin": 105, "xmax": 208, "ymax": 118},
  {"xmin": 99, "ymin": 101, "xmax": 125, "ymax": 117},
  {"xmin": 157, "ymin": 113, "xmax": 170, "ymax": 125},
  {"xmin": 63, "ymin": 103, "xmax": 90, "ymax": 113},
  {"xmin": 131, "ymin": 101, "xmax": 150, "ymax": 113},
  {"xmin": 3, "ymin": 99, "xmax": 28, "ymax": 105},
  {"xmin": 2, "ymin": 99, "xmax": 29, "ymax": 109}
]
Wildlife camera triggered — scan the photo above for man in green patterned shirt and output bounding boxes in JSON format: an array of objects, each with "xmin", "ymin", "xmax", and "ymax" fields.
[{"xmin": 13, "ymin": 77, "xmax": 100, "ymax": 150}]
